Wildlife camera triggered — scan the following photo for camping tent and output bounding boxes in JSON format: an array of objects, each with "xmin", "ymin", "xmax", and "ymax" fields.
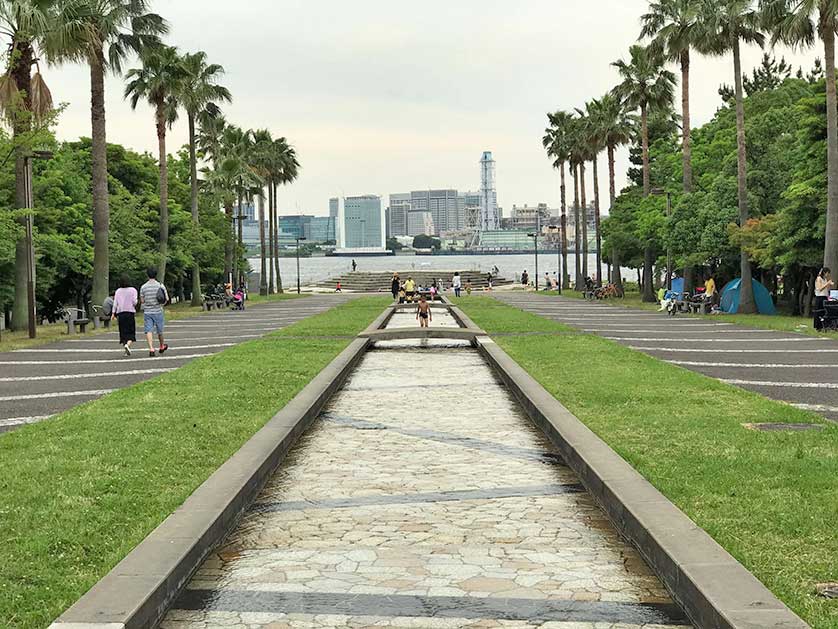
[{"xmin": 719, "ymin": 278, "xmax": 776, "ymax": 315}]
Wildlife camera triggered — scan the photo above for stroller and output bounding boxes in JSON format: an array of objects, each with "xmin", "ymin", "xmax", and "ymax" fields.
[
  {"xmin": 232, "ymin": 287, "xmax": 246, "ymax": 311},
  {"xmin": 820, "ymin": 300, "xmax": 838, "ymax": 330}
]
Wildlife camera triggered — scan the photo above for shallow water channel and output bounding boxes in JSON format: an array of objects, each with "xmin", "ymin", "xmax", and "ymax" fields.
[{"xmin": 162, "ymin": 309, "xmax": 692, "ymax": 628}]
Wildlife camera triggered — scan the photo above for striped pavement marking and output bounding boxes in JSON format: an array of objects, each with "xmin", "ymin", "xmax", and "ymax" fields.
[
  {"xmin": 67, "ymin": 334, "xmax": 262, "ymax": 344},
  {"xmin": 0, "ymin": 353, "xmax": 216, "ymax": 366},
  {"xmin": 13, "ymin": 343, "xmax": 236, "ymax": 353},
  {"xmin": 0, "ymin": 368, "xmax": 175, "ymax": 382},
  {"xmin": 668, "ymin": 360, "xmax": 825, "ymax": 368},
  {"xmin": 792, "ymin": 403, "xmax": 838, "ymax": 414},
  {"xmin": 630, "ymin": 346, "xmax": 838, "ymax": 353},
  {"xmin": 0, "ymin": 389, "xmax": 115, "ymax": 402},
  {"xmin": 605, "ymin": 336, "xmax": 824, "ymax": 343},
  {"xmin": 723, "ymin": 379, "xmax": 837, "ymax": 389},
  {"xmin": 0, "ymin": 415, "xmax": 51, "ymax": 428}
]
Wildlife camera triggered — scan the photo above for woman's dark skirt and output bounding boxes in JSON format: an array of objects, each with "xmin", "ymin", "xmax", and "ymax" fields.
[{"xmin": 117, "ymin": 312, "xmax": 136, "ymax": 344}]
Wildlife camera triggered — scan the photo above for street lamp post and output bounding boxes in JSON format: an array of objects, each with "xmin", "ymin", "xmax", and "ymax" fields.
[
  {"xmin": 527, "ymin": 231, "xmax": 539, "ymax": 291},
  {"xmin": 651, "ymin": 188, "xmax": 674, "ymax": 291},
  {"xmin": 296, "ymin": 236, "xmax": 307, "ymax": 294},
  {"xmin": 21, "ymin": 150, "xmax": 54, "ymax": 339},
  {"xmin": 234, "ymin": 211, "xmax": 247, "ymax": 286},
  {"xmin": 554, "ymin": 226, "xmax": 562, "ymax": 295}
]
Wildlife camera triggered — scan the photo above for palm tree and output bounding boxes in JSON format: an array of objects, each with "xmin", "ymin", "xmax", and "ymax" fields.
[
  {"xmin": 0, "ymin": 0, "xmax": 57, "ymax": 330},
  {"xmin": 56, "ymin": 0, "xmax": 167, "ymax": 308},
  {"xmin": 543, "ymin": 110, "xmax": 573, "ymax": 288},
  {"xmin": 592, "ymin": 93, "xmax": 634, "ymax": 288},
  {"xmin": 268, "ymin": 137, "xmax": 300, "ymax": 293},
  {"xmin": 641, "ymin": 0, "xmax": 706, "ymax": 192},
  {"xmin": 178, "ymin": 50, "xmax": 231, "ymax": 305},
  {"xmin": 760, "ymin": 0, "xmax": 838, "ymax": 285},
  {"xmin": 124, "ymin": 44, "xmax": 184, "ymax": 282},
  {"xmin": 582, "ymin": 99, "xmax": 608, "ymax": 284},
  {"xmin": 250, "ymin": 129, "xmax": 274, "ymax": 296},
  {"xmin": 573, "ymin": 112, "xmax": 591, "ymax": 281},
  {"xmin": 218, "ymin": 125, "xmax": 254, "ymax": 285},
  {"xmin": 612, "ymin": 44, "xmax": 676, "ymax": 301},
  {"xmin": 566, "ymin": 116, "xmax": 585, "ymax": 289},
  {"xmin": 701, "ymin": 0, "xmax": 765, "ymax": 313}
]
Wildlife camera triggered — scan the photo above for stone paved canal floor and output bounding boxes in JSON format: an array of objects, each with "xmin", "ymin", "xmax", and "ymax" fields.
[
  {"xmin": 495, "ymin": 292, "xmax": 838, "ymax": 424},
  {"xmin": 0, "ymin": 295, "xmax": 353, "ymax": 433},
  {"xmin": 162, "ymin": 310, "xmax": 692, "ymax": 628}
]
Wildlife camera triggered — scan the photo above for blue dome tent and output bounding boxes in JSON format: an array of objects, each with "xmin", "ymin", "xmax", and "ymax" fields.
[{"xmin": 719, "ymin": 278, "xmax": 776, "ymax": 315}]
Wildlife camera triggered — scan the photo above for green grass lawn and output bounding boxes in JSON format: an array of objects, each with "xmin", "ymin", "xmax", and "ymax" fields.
[
  {"xmin": 0, "ymin": 292, "xmax": 305, "ymax": 352},
  {"xmin": 455, "ymin": 297, "xmax": 838, "ymax": 629},
  {"xmin": 542, "ymin": 288, "xmax": 832, "ymax": 337},
  {"xmin": 0, "ymin": 296, "xmax": 389, "ymax": 629}
]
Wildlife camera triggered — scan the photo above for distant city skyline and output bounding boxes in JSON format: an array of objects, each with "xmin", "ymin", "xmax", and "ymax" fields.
[{"xmin": 41, "ymin": 0, "xmax": 821, "ymax": 216}]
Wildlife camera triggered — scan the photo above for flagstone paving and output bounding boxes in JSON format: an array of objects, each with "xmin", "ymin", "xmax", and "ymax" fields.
[{"xmin": 162, "ymin": 311, "xmax": 691, "ymax": 628}]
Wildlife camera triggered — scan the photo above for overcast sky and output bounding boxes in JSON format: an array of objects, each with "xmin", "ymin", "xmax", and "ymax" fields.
[{"xmin": 44, "ymin": 0, "xmax": 821, "ymax": 216}]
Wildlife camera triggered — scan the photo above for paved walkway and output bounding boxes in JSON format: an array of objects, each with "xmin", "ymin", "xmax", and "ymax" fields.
[
  {"xmin": 495, "ymin": 293, "xmax": 838, "ymax": 424},
  {"xmin": 0, "ymin": 295, "xmax": 353, "ymax": 434},
  {"xmin": 161, "ymin": 309, "xmax": 691, "ymax": 628}
]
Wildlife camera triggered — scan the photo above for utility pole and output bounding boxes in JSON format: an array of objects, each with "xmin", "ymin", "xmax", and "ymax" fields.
[
  {"xmin": 22, "ymin": 150, "xmax": 54, "ymax": 339},
  {"xmin": 296, "ymin": 236, "xmax": 307, "ymax": 294}
]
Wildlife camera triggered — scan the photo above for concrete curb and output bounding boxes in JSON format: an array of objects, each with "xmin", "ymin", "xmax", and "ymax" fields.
[
  {"xmin": 49, "ymin": 336, "xmax": 372, "ymax": 629},
  {"xmin": 473, "ymin": 334, "xmax": 810, "ymax": 629}
]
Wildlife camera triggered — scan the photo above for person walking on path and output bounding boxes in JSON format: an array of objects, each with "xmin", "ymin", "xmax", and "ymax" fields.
[
  {"xmin": 112, "ymin": 276, "xmax": 138, "ymax": 356},
  {"xmin": 815, "ymin": 268, "xmax": 834, "ymax": 330},
  {"xmin": 416, "ymin": 295, "xmax": 432, "ymax": 328},
  {"xmin": 452, "ymin": 272, "xmax": 462, "ymax": 297},
  {"xmin": 140, "ymin": 267, "xmax": 169, "ymax": 357},
  {"xmin": 352, "ymin": 259, "xmax": 357, "ymax": 272},
  {"xmin": 391, "ymin": 273, "xmax": 400, "ymax": 300},
  {"xmin": 521, "ymin": 270, "xmax": 529, "ymax": 287}
]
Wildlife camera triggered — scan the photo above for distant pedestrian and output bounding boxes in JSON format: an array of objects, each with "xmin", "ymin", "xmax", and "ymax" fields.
[
  {"xmin": 487, "ymin": 272, "xmax": 493, "ymax": 291},
  {"xmin": 404, "ymin": 276, "xmax": 416, "ymax": 302},
  {"xmin": 140, "ymin": 267, "xmax": 168, "ymax": 358},
  {"xmin": 521, "ymin": 270, "xmax": 529, "ymax": 286},
  {"xmin": 453, "ymin": 272, "xmax": 462, "ymax": 297},
  {"xmin": 465, "ymin": 280, "xmax": 473, "ymax": 296},
  {"xmin": 544, "ymin": 272, "xmax": 550, "ymax": 290},
  {"xmin": 352, "ymin": 259, "xmax": 357, "ymax": 272},
  {"xmin": 112, "ymin": 276, "xmax": 137, "ymax": 356},
  {"xmin": 391, "ymin": 272, "xmax": 400, "ymax": 300},
  {"xmin": 335, "ymin": 281, "xmax": 342, "ymax": 292},
  {"xmin": 815, "ymin": 267, "xmax": 834, "ymax": 330},
  {"xmin": 416, "ymin": 295, "xmax": 432, "ymax": 328}
]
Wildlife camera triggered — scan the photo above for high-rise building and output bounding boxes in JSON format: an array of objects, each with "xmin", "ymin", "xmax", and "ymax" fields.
[
  {"xmin": 309, "ymin": 216, "xmax": 336, "ymax": 243},
  {"xmin": 407, "ymin": 211, "xmax": 435, "ymax": 236},
  {"xmin": 338, "ymin": 195, "xmax": 385, "ymax": 251},
  {"xmin": 459, "ymin": 191, "xmax": 481, "ymax": 230},
  {"xmin": 510, "ymin": 204, "xmax": 554, "ymax": 231},
  {"xmin": 411, "ymin": 189, "xmax": 461, "ymax": 234},
  {"xmin": 278, "ymin": 215, "xmax": 311, "ymax": 240},
  {"xmin": 479, "ymin": 151, "xmax": 500, "ymax": 231},
  {"xmin": 388, "ymin": 193, "xmax": 411, "ymax": 236}
]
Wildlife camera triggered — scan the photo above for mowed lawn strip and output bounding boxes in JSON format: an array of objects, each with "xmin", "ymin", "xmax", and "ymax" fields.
[
  {"xmin": 0, "ymin": 296, "xmax": 390, "ymax": 629},
  {"xmin": 456, "ymin": 297, "xmax": 838, "ymax": 629}
]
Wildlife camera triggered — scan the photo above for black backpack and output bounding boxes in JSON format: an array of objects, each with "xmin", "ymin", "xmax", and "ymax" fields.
[{"xmin": 156, "ymin": 285, "xmax": 169, "ymax": 305}]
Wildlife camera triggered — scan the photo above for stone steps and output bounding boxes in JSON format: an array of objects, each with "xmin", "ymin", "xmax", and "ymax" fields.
[{"xmin": 315, "ymin": 271, "xmax": 511, "ymax": 291}]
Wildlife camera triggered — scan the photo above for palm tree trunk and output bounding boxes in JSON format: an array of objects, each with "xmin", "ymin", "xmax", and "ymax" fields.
[
  {"xmin": 268, "ymin": 181, "xmax": 275, "ymax": 292},
  {"xmin": 573, "ymin": 163, "xmax": 582, "ymax": 289},
  {"xmin": 156, "ymin": 104, "xmax": 169, "ymax": 282},
  {"xmin": 258, "ymin": 191, "xmax": 268, "ymax": 296},
  {"xmin": 592, "ymin": 157, "xmax": 602, "ymax": 284},
  {"xmin": 607, "ymin": 144, "xmax": 617, "ymax": 206},
  {"xmin": 580, "ymin": 162, "xmax": 588, "ymax": 280},
  {"xmin": 681, "ymin": 49, "xmax": 693, "ymax": 193},
  {"xmin": 560, "ymin": 161, "xmax": 569, "ymax": 289},
  {"xmin": 733, "ymin": 37, "xmax": 756, "ymax": 313},
  {"xmin": 822, "ymin": 15, "xmax": 838, "ymax": 279},
  {"xmin": 90, "ymin": 47, "xmax": 110, "ymax": 309},
  {"xmin": 10, "ymin": 41, "xmax": 33, "ymax": 331},
  {"xmin": 188, "ymin": 112, "xmax": 202, "ymax": 306},
  {"xmin": 234, "ymin": 189, "xmax": 242, "ymax": 285},
  {"xmin": 273, "ymin": 182, "xmax": 283, "ymax": 293},
  {"xmin": 611, "ymin": 248, "xmax": 623, "ymax": 292},
  {"xmin": 641, "ymin": 104, "xmax": 651, "ymax": 196},
  {"xmin": 607, "ymin": 143, "xmax": 620, "ymax": 292}
]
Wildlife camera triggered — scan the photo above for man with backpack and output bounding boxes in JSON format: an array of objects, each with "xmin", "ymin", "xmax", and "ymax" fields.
[{"xmin": 140, "ymin": 267, "xmax": 169, "ymax": 357}]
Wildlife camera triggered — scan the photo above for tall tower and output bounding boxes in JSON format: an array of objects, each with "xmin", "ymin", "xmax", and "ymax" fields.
[{"xmin": 479, "ymin": 151, "xmax": 499, "ymax": 231}]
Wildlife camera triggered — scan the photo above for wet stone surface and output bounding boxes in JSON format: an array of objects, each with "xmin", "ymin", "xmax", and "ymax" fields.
[{"xmin": 163, "ymin": 312, "xmax": 691, "ymax": 628}]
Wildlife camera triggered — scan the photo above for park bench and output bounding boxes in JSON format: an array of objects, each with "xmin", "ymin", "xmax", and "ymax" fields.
[
  {"xmin": 63, "ymin": 307, "xmax": 90, "ymax": 334},
  {"xmin": 202, "ymin": 294, "xmax": 227, "ymax": 310},
  {"xmin": 89, "ymin": 303, "xmax": 111, "ymax": 329}
]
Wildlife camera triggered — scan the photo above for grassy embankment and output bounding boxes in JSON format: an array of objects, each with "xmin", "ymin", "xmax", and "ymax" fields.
[
  {"xmin": 0, "ymin": 296, "xmax": 390, "ymax": 629},
  {"xmin": 455, "ymin": 296, "xmax": 838, "ymax": 629},
  {"xmin": 538, "ymin": 288, "xmax": 827, "ymax": 337},
  {"xmin": 0, "ymin": 292, "xmax": 304, "ymax": 352}
]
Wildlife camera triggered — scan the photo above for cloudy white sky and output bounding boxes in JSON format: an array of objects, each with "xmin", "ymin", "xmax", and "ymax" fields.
[{"xmin": 44, "ymin": 0, "xmax": 821, "ymax": 216}]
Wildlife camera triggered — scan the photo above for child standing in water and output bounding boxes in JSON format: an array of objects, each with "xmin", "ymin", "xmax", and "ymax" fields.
[{"xmin": 416, "ymin": 295, "xmax": 432, "ymax": 328}]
